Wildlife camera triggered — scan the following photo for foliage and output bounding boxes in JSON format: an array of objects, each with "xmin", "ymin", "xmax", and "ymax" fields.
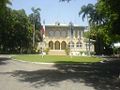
[
  {"xmin": 65, "ymin": 47, "xmax": 70, "ymax": 55},
  {"xmin": 62, "ymin": 0, "xmax": 120, "ymax": 55},
  {"xmin": 29, "ymin": 7, "xmax": 42, "ymax": 44},
  {"xmin": 35, "ymin": 30, "xmax": 42, "ymax": 42},
  {"xmin": 59, "ymin": 0, "xmax": 71, "ymax": 2},
  {"xmin": 90, "ymin": 51, "xmax": 95, "ymax": 56},
  {"xmin": 29, "ymin": 7, "xmax": 41, "ymax": 30},
  {"xmin": 0, "ymin": 0, "xmax": 12, "ymax": 14},
  {"xmin": 0, "ymin": 0, "xmax": 42, "ymax": 54},
  {"xmin": 99, "ymin": 0, "xmax": 120, "ymax": 35},
  {"xmin": 79, "ymin": 51, "xmax": 87, "ymax": 55},
  {"xmin": 0, "ymin": 9, "xmax": 33, "ymax": 53},
  {"xmin": 0, "ymin": 1, "xmax": 34, "ymax": 54},
  {"xmin": 44, "ymin": 48, "xmax": 50, "ymax": 55},
  {"xmin": 78, "ymin": 0, "xmax": 120, "ymax": 55}
]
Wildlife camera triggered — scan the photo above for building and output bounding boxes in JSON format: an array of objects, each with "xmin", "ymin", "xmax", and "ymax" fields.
[{"xmin": 38, "ymin": 23, "xmax": 94, "ymax": 55}]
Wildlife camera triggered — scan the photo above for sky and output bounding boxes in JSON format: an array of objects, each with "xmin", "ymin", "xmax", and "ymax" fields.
[{"xmin": 11, "ymin": 0, "xmax": 97, "ymax": 26}]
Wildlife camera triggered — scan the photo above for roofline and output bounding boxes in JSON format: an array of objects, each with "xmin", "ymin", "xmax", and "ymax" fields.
[{"xmin": 44, "ymin": 24, "xmax": 87, "ymax": 28}]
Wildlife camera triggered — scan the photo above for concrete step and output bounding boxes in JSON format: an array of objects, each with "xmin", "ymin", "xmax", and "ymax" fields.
[{"xmin": 48, "ymin": 50, "xmax": 66, "ymax": 55}]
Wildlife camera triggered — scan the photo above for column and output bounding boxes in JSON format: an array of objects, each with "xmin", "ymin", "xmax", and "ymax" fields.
[
  {"xmin": 53, "ymin": 42, "xmax": 55, "ymax": 50},
  {"xmin": 67, "ymin": 29, "xmax": 70, "ymax": 38},
  {"xmin": 60, "ymin": 42, "xmax": 61, "ymax": 50},
  {"xmin": 73, "ymin": 30, "xmax": 75, "ymax": 39},
  {"xmin": 77, "ymin": 30, "xmax": 79, "ymax": 39}
]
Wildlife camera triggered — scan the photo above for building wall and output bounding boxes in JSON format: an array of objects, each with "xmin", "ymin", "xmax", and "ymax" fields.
[{"xmin": 38, "ymin": 25, "xmax": 95, "ymax": 55}]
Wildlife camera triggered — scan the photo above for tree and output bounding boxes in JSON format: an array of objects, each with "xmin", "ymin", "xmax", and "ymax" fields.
[
  {"xmin": 79, "ymin": 4, "xmax": 95, "ymax": 21},
  {"xmin": 79, "ymin": 4, "xmax": 108, "ymax": 55},
  {"xmin": 0, "ymin": 9, "xmax": 33, "ymax": 53},
  {"xmin": 29, "ymin": 7, "xmax": 42, "ymax": 48},
  {"xmin": 79, "ymin": 4, "xmax": 96, "ymax": 55},
  {"xmin": 79, "ymin": 1, "xmax": 120, "ymax": 55},
  {"xmin": 11, "ymin": 9, "xmax": 33, "ymax": 53},
  {"xmin": 0, "ymin": 0, "xmax": 12, "ymax": 53},
  {"xmin": 61, "ymin": 0, "xmax": 120, "ymax": 54},
  {"xmin": 100, "ymin": 0, "xmax": 120, "ymax": 35},
  {"xmin": 0, "ymin": 0, "xmax": 11, "ymax": 13},
  {"xmin": 59, "ymin": 0, "xmax": 71, "ymax": 2}
]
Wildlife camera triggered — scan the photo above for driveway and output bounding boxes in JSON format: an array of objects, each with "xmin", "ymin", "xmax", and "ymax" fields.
[{"xmin": 0, "ymin": 55, "xmax": 120, "ymax": 90}]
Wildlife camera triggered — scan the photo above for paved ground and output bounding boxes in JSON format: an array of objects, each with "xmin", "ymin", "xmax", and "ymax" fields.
[{"xmin": 0, "ymin": 55, "xmax": 120, "ymax": 90}]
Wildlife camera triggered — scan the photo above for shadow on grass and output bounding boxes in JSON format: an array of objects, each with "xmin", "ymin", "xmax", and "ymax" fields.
[
  {"xmin": 12, "ymin": 58, "xmax": 120, "ymax": 90},
  {"xmin": 53, "ymin": 61, "xmax": 94, "ymax": 64},
  {"xmin": 0, "ymin": 56, "xmax": 11, "ymax": 65}
]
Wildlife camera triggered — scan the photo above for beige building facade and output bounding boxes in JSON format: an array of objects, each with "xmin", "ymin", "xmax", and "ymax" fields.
[{"xmin": 38, "ymin": 24, "xmax": 94, "ymax": 55}]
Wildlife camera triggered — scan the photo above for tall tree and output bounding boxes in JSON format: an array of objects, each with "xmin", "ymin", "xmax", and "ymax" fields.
[
  {"xmin": 0, "ymin": 0, "xmax": 12, "ymax": 53},
  {"xmin": 79, "ymin": 4, "xmax": 107, "ymax": 55},
  {"xmin": 0, "ymin": 9, "xmax": 33, "ymax": 53},
  {"xmin": 29, "ymin": 7, "xmax": 42, "ymax": 48},
  {"xmin": 79, "ymin": 4, "xmax": 97, "ymax": 55},
  {"xmin": 11, "ymin": 9, "xmax": 33, "ymax": 53},
  {"xmin": 79, "ymin": 4, "xmax": 95, "ymax": 22}
]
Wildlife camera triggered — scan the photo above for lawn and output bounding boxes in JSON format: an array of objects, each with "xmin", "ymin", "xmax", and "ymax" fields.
[{"xmin": 13, "ymin": 55, "xmax": 103, "ymax": 64}]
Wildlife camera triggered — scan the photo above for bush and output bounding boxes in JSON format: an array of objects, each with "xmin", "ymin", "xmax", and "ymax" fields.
[
  {"xmin": 65, "ymin": 48, "xmax": 70, "ymax": 55},
  {"xmin": 90, "ymin": 51, "xmax": 95, "ymax": 55},
  {"xmin": 44, "ymin": 48, "xmax": 50, "ymax": 55},
  {"xmin": 79, "ymin": 51, "xmax": 84, "ymax": 55}
]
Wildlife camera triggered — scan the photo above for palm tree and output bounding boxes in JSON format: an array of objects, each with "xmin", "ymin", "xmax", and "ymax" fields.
[
  {"xmin": 29, "ymin": 7, "xmax": 41, "ymax": 48},
  {"xmin": 79, "ymin": 4, "xmax": 95, "ymax": 21},
  {"xmin": 79, "ymin": 4, "xmax": 106, "ymax": 55},
  {"xmin": 79, "ymin": 4, "xmax": 95, "ymax": 55},
  {"xmin": 29, "ymin": 7, "xmax": 41, "ymax": 24},
  {"xmin": 79, "ymin": 4, "xmax": 106, "ymax": 25}
]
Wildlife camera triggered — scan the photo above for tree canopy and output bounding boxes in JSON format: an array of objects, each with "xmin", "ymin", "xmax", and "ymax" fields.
[{"xmin": 0, "ymin": 1, "xmax": 41, "ymax": 53}]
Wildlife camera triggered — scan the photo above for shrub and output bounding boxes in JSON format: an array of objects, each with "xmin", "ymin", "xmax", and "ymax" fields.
[
  {"xmin": 44, "ymin": 48, "xmax": 50, "ymax": 55},
  {"xmin": 90, "ymin": 51, "xmax": 95, "ymax": 55},
  {"xmin": 80, "ymin": 51, "xmax": 84, "ymax": 55},
  {"xmin": 65, "ymin": 48, "xmax": 70, "ymax": 55}
]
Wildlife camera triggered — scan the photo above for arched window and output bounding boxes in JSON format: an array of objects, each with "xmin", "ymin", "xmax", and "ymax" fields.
[
  {"xmin": 49, "ymin": 41, "xmax": 53, "ymax": 49},
  {"xmin": 76, "ymin": 41, "xmax": 82, "ymax": 48},
  {"xmin": 55, "ymin": 41, "xmax": 60, "ymax": 50},
  {"xmin": 55, "ymin": 31, "xmax": 60, "ymax": 38},
  {"xmin": 49, "ymin": 31, "xmax": 54, "ymax": 37},
  {"xmin": 61, "ymin": 31, "xmax": 66, "ymax": 37},
  {"xmin": 61, "ymin": 41, "xmax": 66, "ymax": 50},
  {"xmin": 68, "ymin": 41, "xmax": 74, "ymax": 48}
]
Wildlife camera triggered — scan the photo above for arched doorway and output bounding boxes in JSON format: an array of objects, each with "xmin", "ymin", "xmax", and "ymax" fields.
[
  {"xmin": 55, "ymin": 41, "xmax": 60, "ymax": 50},
  {"xmin": 49, "ymin": 41, "xmax": 53, "ymax": 49},
  {"xmin": 61, "ymin": 41, "xmax": 66, "ymax": 50}
]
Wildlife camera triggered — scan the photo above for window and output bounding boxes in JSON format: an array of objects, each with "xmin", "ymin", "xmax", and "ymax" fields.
[
  {"xmin": 68, "ymin": 41, "xmax": 74, "ymax": 48},
  {"xmin": 61, "ymin": 31, "xmax": 66, "ymax": 37},
  {"xmin": 55, "ymin": 31, "xmax": 60, "ymax": 38},
  {"xmin": 49, "ymin": 41, "xmax": 53, "ymax": 49},
  {"xmin": 76, "ymin": 42, "xmax": 82, "ymax": 48},
  {"xmin": 49, "ymin": 31, "xmax": 54, "ymax": 37},
  {"xmin": 61, "ymin": 41, "xmax": 66, "ymax": 50}
]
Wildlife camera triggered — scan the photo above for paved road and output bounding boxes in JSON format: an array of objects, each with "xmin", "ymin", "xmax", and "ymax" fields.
[{"xmin": 0, "ymin": 55, "xmax": 120, "ymax": 90}]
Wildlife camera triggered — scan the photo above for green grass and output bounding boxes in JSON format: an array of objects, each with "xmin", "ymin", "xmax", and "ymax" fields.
[{"xmin": 13, "ymin": 54, "xmax": 103, "ymax": 64}]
